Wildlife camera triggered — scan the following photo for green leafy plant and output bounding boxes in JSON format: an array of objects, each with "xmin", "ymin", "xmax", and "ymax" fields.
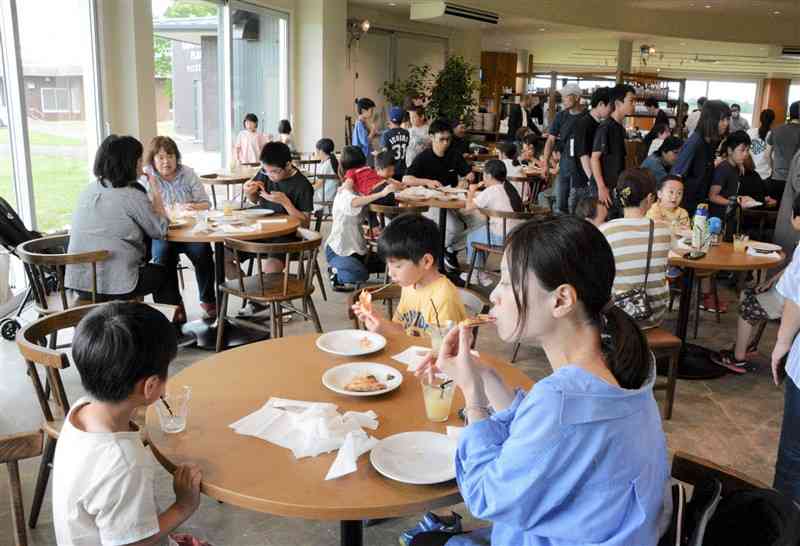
[
  {"xmin": 426, "ymin": 55, "xmax": 480, "ymax": 124},
  {"xmin": 380, "ymin": 64, "xmax": 433, "ymax": 108}
]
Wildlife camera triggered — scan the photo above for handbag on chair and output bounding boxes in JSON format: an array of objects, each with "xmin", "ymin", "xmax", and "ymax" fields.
[{"xmin": 612, "ymin": 220, "xmax": 655, "ymax": 322}]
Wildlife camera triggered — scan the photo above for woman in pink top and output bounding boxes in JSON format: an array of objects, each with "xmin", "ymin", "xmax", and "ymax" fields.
[{"xmin": 233, "ymin": 113, "xmax": 271, "ymax": 165}]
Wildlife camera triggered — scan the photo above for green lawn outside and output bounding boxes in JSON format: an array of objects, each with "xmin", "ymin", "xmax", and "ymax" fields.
[{"xmin": 0, "ymin": 128, "xmax": 81, "ymax": 147}]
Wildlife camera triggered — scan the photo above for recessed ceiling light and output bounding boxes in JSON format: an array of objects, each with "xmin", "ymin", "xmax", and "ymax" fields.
[
  {"xmin": 539, "ymin": 27, "xmax": 546, "ymax": 31},
  {"xmin": 704, "ymin": 4, "xmax": 712, "ymax": 8},
  {"xmin": 773, "ymin": 10, "xmax": 781, "ymax": 14},
  {"xmin": 388, "ymin": 2, "xmax": 396, "ymax": 5},
  {"xmin": 680, "ymin": 42, "xmax": 686, "ymax": 46}
]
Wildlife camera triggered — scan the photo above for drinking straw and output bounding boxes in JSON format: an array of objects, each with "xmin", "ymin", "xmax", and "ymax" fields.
[
  {"xmin": 160, "ymin": 396, "xmax": 174, "ymax": 416},
  {"xmin": 429, "ymin": 299, "xmax": 442, "ymax": 329}
]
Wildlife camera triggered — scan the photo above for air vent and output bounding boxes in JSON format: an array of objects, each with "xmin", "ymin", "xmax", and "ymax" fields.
[
  {"xmin": 410, "ymin": 2, "xmax": 499, "ymax": 27},
  {"xmin": 781, "ymin": 46, "xmax": 800, "ymax": 59}
]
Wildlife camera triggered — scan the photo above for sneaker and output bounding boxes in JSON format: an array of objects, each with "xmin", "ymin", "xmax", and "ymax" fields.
[
  {"xmin": 330, "ymin": 273, "xmax": 357, "ymax": 293},
  {"xmin": 459, "ymin": 271, "xmax": 494, "ymax": 288},
  {"xmin": 237, "ymin": 302, "xmax": 269, "ymax": 317},
  {"xmin": 200, "ymin": 302, "xmax": 217, "ymax": 320},
  {"xmin": 710, "ymin": 349, "xmax": 748, "ymax": 374},
  {"xmin": 699, "ymin": 294, "xmax": 728, "ymax": 313},
  {"xmin": 399, "ymin": 512, "xmax": 463, "ymax": 546}
]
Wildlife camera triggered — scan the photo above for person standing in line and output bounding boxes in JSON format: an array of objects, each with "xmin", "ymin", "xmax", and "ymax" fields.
[
  {"xmin": 591, "ymin": 84, "xmax": 636, "ymax": 209},
  {"xmin": 686, "ymin": 96, "xmax": 707, "ymax": 135},
  {"xmin": 644, "ymin": 97, "xmax": 670, "ymax": 128},
  {"xmin": 352, "ymin": 97, "xmax": 377, "ymax": 161},
  {"xmin": 541, "ymin": 83, "xmax": 584, "ymax": 214},
  {"xmin": 747, "ymin": 109, "xmax": 775, "ymax": 188},
  {"xmin": 569, "ymin": 87, "xmax": 611, "ymax": 213},
  {"xmin": 506, "ymin": 93, "xmax": 542, "ymax": 141},
  {"xmin": 729, "ymin": 104, "xmax": 751, "ymax": 133},
  {"xmin": 769, "ymin": 101, "xmax": 800, "ymax": 204}
]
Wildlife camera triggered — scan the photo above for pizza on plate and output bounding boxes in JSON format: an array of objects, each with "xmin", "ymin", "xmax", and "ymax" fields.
[{"xmin": 344, "ymin": 374, "xmax": 387, "ymax": 392}]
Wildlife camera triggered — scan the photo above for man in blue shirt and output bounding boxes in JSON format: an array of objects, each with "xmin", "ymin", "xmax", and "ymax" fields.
[{"xmin": 541, "ymin": 83, "xmax": 584, "ymax": 214}]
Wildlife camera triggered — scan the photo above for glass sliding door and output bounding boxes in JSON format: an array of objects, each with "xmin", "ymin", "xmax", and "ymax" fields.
[
  {"xmin": 0, "ymin": 24, "xmax": 15, "ymax": 210},
  {"xmin": 229, "ymin": 2, "xmax": 289, "ymax": 148},
  {"xmin": 16, "ymin": 0, "xmax": 101, "ymax": 231}
]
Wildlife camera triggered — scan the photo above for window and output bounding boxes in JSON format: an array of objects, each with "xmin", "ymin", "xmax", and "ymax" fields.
[
  {"xmin": 17, "ymin": 0, "xmax": 102, "ymax": 231},
  {"xmin": 0, "ymin": 23, "xmax": 16, "ymax": 210},
  {"xmin": 683, "ymin": 79, "xmax": 758, "ymax": 126},
  {"xmin": 40, "ymin": 88, "xmax": 71, "ymax": 113},
  {"xmin": 789, "ymin": 83, "xmax": 800, "ymax": 109}
]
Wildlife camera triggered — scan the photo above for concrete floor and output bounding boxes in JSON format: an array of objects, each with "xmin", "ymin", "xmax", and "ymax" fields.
[{"xmin": 0, "ymin": 254, "xmax": 784, "ymax": 545}]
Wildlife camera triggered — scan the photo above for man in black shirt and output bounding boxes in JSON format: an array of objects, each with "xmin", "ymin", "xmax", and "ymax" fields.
[
  {"xmin": 381, "ymin": 107, "xmax": 410, "ymax": 179},
  {"xmin": 450, "ymin": 119, "xmax": 471, "ymax": 159},
  {"xmin": 591, "ymin": 84, "xmax": 635, "ymax": 207},
  {"xmin": 569, "ymin": 87, "xmax": 611, "ymax": 213},
  {"xmin": 506, "ymin": 93, "xmax": 543, "ymax": 141},
  {"xmin": 404, "ymin": 119, "xmax": 477, "ymax": 271}
]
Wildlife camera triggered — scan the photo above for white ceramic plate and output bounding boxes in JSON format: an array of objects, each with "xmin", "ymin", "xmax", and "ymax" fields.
[
  {"xmin": 239, "ymin": 208, "xmax": 275, "ymax": 218},
  {"xmin": 322, "ymin": 362, "xmax": 402, "ymax": 397},
  {"xmin": 370, "ymin": 432, "xmax": 457, "ymax": 484},
  {"xmin": 316, "ymin": 330, "xmax": 387, "ymax": 356},
  {"xmin": 748, "ymin": 241, "xmax": 782, "ymax": 253}
]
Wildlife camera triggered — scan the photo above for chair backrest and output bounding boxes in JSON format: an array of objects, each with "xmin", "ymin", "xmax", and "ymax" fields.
[
  {"xmin": 0, "ymin": 196, "xmax": 39, "ymax": 254},
  {"xmin": 16, "ymin": 305, "xmax": 101, "ymax": 424},
  {"xmin": 477, "ymin": 207, "xmax": 542, "ymax": 242},
  {"xmin": 458, "ymin": 287, "xmax": 490, "ymax": 316},
  {"xmin": 368, "ymin": 205, "xmax": 429, "ymax": 231},
  {"xmin": 17, "ymin": 234, "xmax": 110, "ymax": 311},
  {"xmin": 316, "ymin": 174, "xmax": 341, "ymax": 204},
  {"xmin": 347, "ymin": 284, "xmax": 403, "ymax": 329},
  {"xmin": 225, "ymin": 228, "xmax": 321, "ymax": 298},
  {"xmin": 671, "ymin": 451, "xmax": 769, "ymax": 496}
]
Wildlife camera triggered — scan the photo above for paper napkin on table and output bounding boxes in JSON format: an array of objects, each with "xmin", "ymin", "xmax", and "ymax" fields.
[
  {"xmin": 220, "ymin": 224, "xmax": 257, "ymax": 234},
  {"xmin": 747, "ymin": 247, "xmax": 780, "ymax": 259},
  {"xmin": 258, "ymin": 218, "xmax": 289, "ymax": 225},
  {"xmin": 191, "ymin": 223, "xmax": 214, "ymax": 234},
  {"xmin": 229, "ymin": 398, "xmax": 379, "ymax": 479},
  {"xmin": 446, "ymin": 426, "xmax": 464, "ymax": 442},
  {"xmin": 391, "ymin": 345, "xmax": 432, "ymax": 371}
]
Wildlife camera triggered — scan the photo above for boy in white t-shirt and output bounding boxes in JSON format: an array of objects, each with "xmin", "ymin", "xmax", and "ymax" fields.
[{"xmin": 53, "ymin": 302, "xmax": 202, "ymax": 546}]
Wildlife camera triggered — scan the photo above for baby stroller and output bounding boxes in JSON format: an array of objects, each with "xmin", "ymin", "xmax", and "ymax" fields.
[{"xmin": 0, "ymin": 196, "xmax": 44, "ymax": 340}]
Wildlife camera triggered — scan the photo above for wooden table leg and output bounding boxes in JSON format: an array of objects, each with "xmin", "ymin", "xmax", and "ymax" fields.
[
  {"xmin": 674, "ymin": 268, "xmax": 694, "ymax": 344},
  {"xmin": 438, "ymin": 208, "xmax": 448, "ymax": 273},
  {"xmin": 341, "ymin": 520, "xmax": 363, "ymax": 546}
]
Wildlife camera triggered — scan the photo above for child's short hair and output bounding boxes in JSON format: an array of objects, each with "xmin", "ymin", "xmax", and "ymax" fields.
[
  {"xmin": 243, "ymin": 113, "xmax": 258, "ymax": 127},
  {"xmin": 378, "ymin": 214, "xmax": 441, "ymax": 263},
  {"xmin": 428, "ymin": 119, "xmax": 452, "ymax": 137},
  {"xmin": 260, "ymin": 141, "xmax": 292, "ymax": 168},
  {"xmin": 374, "ymin": 150, "xmax": 395, "ymax": 171},
  {"xmin": 483, "ymin": 159, "xmax": 507, "ymax": 181},
  {"xmin": 278, "ymin": 119, "xmax": 292, "ymax": 135},
  {"xmin": 72, "ymin": 302, "xmax": 177, "ymax": 403},
  {"xmin": 657, "ymin": 174, "xmax": 684, "ymax": 192},
  {"xmin": 574, "ymin": 196, "xmax": 600, "ymax": 221},
  {"xmin": 340, "ymin": 145, "xmax": 367, "ymax": 171}
]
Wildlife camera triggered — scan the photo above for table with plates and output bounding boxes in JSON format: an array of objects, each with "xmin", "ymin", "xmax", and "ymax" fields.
[
  {"xmin": 167, "ymin": 211, "xmax": 300, "ymax": 349},
  {"xmin": 145, "ymin": 332, "xmax": 533, "ymax": 546},
  {"xmin": 668, "ymin": 241, "xmax": 784, "ymax": 377},
  {"xmin": 395, "ymin": 189, "xmax": 467, "ymax": 272}
]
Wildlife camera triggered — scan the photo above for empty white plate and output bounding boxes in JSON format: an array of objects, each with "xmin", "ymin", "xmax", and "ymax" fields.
[
  {"xmin": 370, "ymin": 431, "xmax": 457, "ymax": 484},
  {"xmin": 316, "ymin": 330, "xmax": 386, "ymax": 356},
  {"xmin": 748, "ymin": 241, "xmax": 781, "ymax": 253},
  {"xmin": 240, "ymin": 208, "xmax": 275, "ymax": 218},
  {"xmin": 322, "ymin": 362, "xmax": 402, "ymax": 397}
]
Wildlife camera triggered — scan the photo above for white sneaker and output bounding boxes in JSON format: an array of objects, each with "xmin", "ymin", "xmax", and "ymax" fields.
[{"xmin": 478, "ymin": 272, "xmax": 495, "ymax": 287}]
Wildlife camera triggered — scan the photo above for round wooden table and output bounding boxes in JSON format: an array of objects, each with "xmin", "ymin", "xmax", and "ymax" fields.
[
  {"xmin": 668, "ymin": 242, "xmax": 784, "ymax": 377},
  {"xmin": 167, "ymin": 214, "xmax": 300, "ymax": 349},
  {"xmin": 395, "ymin": 195, "xmax": 467, "ymax": 272},
  {"xmin": 145, "ymin": 332, "xmax": 533, "ymax": 546}
]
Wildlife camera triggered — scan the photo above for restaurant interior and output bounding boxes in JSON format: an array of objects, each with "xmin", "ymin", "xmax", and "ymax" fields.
[{"xmin": 2, "ymin": 0, "xmax": 800, "ymax": 545}]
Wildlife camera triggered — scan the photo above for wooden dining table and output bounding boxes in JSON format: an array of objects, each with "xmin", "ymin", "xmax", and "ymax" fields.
[
  {"xmin": 668, "ymin": 242, "xmax": 784, "ymax": 377},
  {"xmin": 395, "ymin": 193, "xmax": 467, "ymax": 272},
  {"xmin": 145, "ymin": 332, "xmax": 533, "ymax": 546},
  {"xmin": 167, "ymin": 212, "xmax": 300, "ymax": 349}
]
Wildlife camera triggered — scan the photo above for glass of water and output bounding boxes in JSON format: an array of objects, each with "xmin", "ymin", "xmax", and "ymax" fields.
[{"xmin": 155, "ymin": 386, "xmax": 192, "ymax": 434}]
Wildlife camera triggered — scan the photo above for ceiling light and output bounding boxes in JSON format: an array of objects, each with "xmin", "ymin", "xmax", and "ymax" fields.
[
  {"xmin": 388, "ymin": 2, "xmax": 396, "ymax": 5},
  {"xmin": 680, "ymin": 42, "xmax": 686, "ymax": 46},
  {"xmin": 539, "ymin": 27, "xmax": 546, "ymax": 31},
  {"xmin": 773, "ymin": 10, "xmax": 781, "ymax": 14},
  {"xmin": 704, "ymin": 4, "xmax": 711, "ymax": 8}
]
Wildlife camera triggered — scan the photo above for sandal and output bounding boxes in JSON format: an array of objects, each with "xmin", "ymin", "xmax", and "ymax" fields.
[{"xmin": 711, "ymin": 349, "xmax": 748, "ymax": 374}]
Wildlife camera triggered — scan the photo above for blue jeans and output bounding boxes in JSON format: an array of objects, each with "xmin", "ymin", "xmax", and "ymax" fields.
[
  {"xmin": 325, "ymin": 245, "xmax": 369, "ymax": 284},
  {"xmin": 568, "ymin": 182, "xmax": 597, "ymax": 215},
  {"xmin": 554, "ymin": 167, "xmax": 572, "ymax": 214},
  {"xmin": 775, "ymin": 376, "xmax": 800, "ymax": 503},
  {"xmin": 151, "ymin": 240, "xmax": 216, "ymax": 304},
  {"xmin": 466, "ymin": 228, "xmax": 504, "ymax": 268}
]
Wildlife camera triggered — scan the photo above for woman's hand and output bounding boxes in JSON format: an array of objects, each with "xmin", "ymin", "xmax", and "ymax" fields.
[
  {"xmin": 415, "ymin": 325, "xmax": 487, "ymax": 398},
  {"xmin": 772, "ymin": 341, "xmax": 792, "ymax": 386}
]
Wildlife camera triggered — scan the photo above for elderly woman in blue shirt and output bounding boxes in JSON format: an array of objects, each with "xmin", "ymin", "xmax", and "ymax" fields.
[
  {"xmin": 415, "ymin": 216, "xmax": 670, "ymax": 546},
  {"xmin": 143, "ymin": 136, "xmax": 216, "ymax": 319}
]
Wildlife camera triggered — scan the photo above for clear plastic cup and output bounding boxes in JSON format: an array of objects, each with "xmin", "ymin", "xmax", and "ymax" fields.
[
  {"xmin": 421, "ymin": 375, "xmax": 455, "ymax": 423},
  {"xmin": 222, "ymin": 200, "xmax": 235, "ymax": 217},
  {"xmin": 733, "ymin": 234, "xmax": 749, "ymax": 253},
  {"xmin": 427, "ymin": 321, "xmax": 453, "ymax": 356},
  {"xmin": 155, "ymin": 386, "xmax": 192, "ymax": 434}
]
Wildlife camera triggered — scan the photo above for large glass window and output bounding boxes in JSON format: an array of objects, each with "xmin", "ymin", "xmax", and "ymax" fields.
[
  {"xmin": 684, "ymin": 79, "xmax": 758, "ymax": 126},
  {"xmin": 789, "ymin": 83, "xmax": 800, "ymax": 110},
  {"xmin": 17, "ymin": 0, "xmax": 100, "ymax": 231},
  {"xmin": 0, "ymin": 24, "xmax": 16, "ymax": 210},
  {"xmin": 152, "ymin": 0, "xmax": 223, "ymax": 172},
  {"xmin": 230, "ymin": 2, "xmax": 289, "ymax": 149}
]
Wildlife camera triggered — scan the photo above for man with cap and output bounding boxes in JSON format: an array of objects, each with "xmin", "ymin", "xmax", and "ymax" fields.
[
  {"xmin": 381, "ymin": 106, "xmax": 411, "ymax": 179},
  {"xmin": 507, "ymin": 93, "xmax": 543, "ymax": 142},
  {"xmin": 542, "ymin": 82, "xmax": 585, "ymax": 214}
]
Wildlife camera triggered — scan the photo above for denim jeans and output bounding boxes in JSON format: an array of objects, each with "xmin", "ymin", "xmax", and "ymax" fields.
[
  {"xmin": 568, "ymin": 183, "xmax": 597, "ymax": 215},
  {"xmin": 554, "ymin": 168, "xmax": 572, "ymax": 215},
  {"xmin": 774, "ymin": 376, "xmax": 800, "ymax": 503},
  {"xmin": 325, "ymin": 245, "xmax": 369, "ymax": 284},
  {"xmin": 465, "ymin": 228, "xmax": 504, "ymax": 268},
  {"xmin": 152, "ymin": 240, "xmax": 216, "ymax": 304}
]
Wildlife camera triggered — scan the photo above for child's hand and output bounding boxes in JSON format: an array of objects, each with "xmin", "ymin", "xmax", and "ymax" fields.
[
  {"xmin": 351, "ymin": 303, "xmax": 382, "ymax": 333},
  {"xmin": 384, "ymin": 182, "xmax": 402, "ymax": 195},
  {"xmin": 173, "ymin": 463, "xmax": 202, "ymax": 516}
]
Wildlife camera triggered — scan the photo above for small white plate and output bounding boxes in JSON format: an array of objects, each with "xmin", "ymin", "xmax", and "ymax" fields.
[
  {"xmin": 240, "ymin": 208, "xmax": 275, "ymax": 218},
  {"xmin": 322, "ymin": 362, "xmax": 402, "ymax": 397},
  {"xmin": 316, "ymin": 330, "xmax": 386, "ymax": 356},
  {"xmin": 748, "ymin": 241, "xmax": 782, "ymax": 253},
  {"xmin": 370, "ymin": 432, "xmax": 457, "ymax": 485}
]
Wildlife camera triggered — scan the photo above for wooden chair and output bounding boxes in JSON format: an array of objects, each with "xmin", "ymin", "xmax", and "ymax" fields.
[
  {"xmin": 366, "ymin": 205, "xmax": 429, "ymax": 281},
  {"xmin": 312, "ymin": 173, "xmax": 341, "ymax": 226},
  {"xmin": 646, "ymin": 327, "xmax": 681, "ymax": 420},
  {"xmin": 346, "ymin": 284, "xmax": 490, "ymax": 347},
  {"xmin": 16, "ymin": 234, "xmax": 110, "ymax": 317},
  {"xmin": 15, "ymin": 304, "xmax": 105, "ymax": 530},
  {"xmin": 2, "ymin": 430, "xmax": 43, "ymax": 546},
  {"xmin": 217, "ymin": 228, "xmax": 323, "ymax": 350},
  {"xmin": 508, "ymin": 174, "xmax": 544, "ymax": 206},
  {"xmin": 671, "ymin": 450, "xmax": 769, "ymax": 494}
]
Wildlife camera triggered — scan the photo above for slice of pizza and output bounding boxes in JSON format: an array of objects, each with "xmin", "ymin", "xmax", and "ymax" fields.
[
  {"xmin": 459, "ymin": 314, "xmax": 496, "ymax": 328},
  {"xmin": 344, "ymin": 374, "xmax": 387, "ymax": 392},
  {"xmin": 358, "ymin": 289, "xmax": 373, "ymax": 314}
]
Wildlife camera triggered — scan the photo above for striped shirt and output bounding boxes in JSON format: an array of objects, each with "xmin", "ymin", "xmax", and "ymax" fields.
[
  {"xmin": 600, "ymin": 217, "xmax": 671, "ymax": 329},
  {"xmin": 142, "ymin": 165, "xmax": 210, "ymax": 207}
]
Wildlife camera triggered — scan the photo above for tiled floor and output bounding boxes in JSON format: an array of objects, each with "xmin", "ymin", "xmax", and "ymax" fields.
[{"xmin": 0, "ymin": 256, "xmax": 784, "ymax": 545}]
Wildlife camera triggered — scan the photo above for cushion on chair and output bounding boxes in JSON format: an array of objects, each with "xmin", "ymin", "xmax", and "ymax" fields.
[{"xmin": 646, "ymin": 327, "xmax": 682, "ymax": 351}]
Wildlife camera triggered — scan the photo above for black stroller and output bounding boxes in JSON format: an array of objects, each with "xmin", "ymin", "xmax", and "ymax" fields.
[{"xmin": 0, "ymin": 196, "xmax": 44, "ymax": 340}]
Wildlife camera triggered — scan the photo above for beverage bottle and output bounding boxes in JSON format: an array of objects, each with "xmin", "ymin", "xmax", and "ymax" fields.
[
  {"xmin": 708, "ymin": 217, "xmax": 722, "ymax": 246},
  {"xmin": 692, "ymin": 204, "xmax": 709, "ymax": 251}
]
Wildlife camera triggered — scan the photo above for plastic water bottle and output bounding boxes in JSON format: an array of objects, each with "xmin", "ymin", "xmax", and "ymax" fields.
[
  {"xmin": 692, "ymin": 204, "xmax": 709, "ymax": 251},
  {"xmin": 708, "ymin": 217, "xmax": 722, "ymax": 246}
]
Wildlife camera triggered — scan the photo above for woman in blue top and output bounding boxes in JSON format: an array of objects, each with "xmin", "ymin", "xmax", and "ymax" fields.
[
  {"xmin": 672, "ymin": 100, "xmax": 730, "ymax": 216},
  {"xmin": 415, "ymin": 215, "xmax": 670, "ymax": 546},
  {"xmin": 352, "ymin": 97, "xmax": 376, "ymax": 162}
]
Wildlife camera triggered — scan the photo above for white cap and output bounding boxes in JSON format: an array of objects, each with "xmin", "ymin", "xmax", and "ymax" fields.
[{"xmin": 560, "ymin": 83, "xmax": 582, "ymax": 97}]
